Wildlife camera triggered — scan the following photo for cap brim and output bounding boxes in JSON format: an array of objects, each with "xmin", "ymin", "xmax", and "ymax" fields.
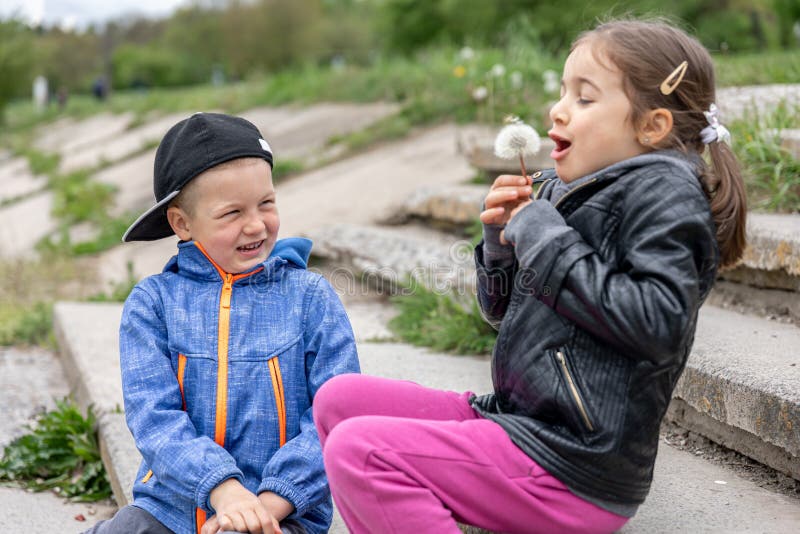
[{"xmin": 122, "ymin": 190, "xmax": 180, "ymax": 242}]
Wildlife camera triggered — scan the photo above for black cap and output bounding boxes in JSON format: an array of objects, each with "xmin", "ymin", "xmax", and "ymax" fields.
[{"xmin": 122, "ymin": 112, "xmax": 274, "ymax": 242}]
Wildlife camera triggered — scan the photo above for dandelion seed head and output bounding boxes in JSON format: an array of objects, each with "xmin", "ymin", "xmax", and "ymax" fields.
[
  {"xmin": 472, "ymin": 86, "xmax": 488, "ymax": 101},
  {"xmin": 494, "ymin": 122, "xmax": 541, "ymax": 159}
]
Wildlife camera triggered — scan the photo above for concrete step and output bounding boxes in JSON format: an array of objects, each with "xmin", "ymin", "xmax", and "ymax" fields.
[
  {"xmin": 307, "ymin": 222, "xmax": 800, "ymax": 480},
  {"xmin": 306, "ymin": 223, "xmax": 475, "ymax": 294},
  {"xmin": 54, "ymin": 301, "xmax": 800, "ymax": 532}
]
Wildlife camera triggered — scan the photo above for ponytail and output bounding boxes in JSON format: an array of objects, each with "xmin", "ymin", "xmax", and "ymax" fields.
[{"xmin": 702, "ymin": 142, "xmax": 747, "ymax": 268}]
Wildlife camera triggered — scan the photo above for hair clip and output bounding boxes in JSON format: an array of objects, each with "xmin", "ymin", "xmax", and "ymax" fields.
[{"xmin": 660, "ymin": 61, "xmax": 688, "ymax": 95}]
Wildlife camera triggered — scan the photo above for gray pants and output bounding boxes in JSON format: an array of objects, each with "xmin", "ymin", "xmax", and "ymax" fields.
[{"xmin": 83, "ymin": 504, "xmax": 307, "ymax": 534}]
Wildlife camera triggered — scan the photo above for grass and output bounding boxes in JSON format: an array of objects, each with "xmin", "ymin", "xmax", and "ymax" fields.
[
  {"xmin": 0, "ymin": 256, "xmax": 97, "ymax": 347},
  {"xmin": 0, "ymin": 302, "xmax": 54, "ymax": 348},
  {"xmin": 87, "ymin": 262, "xmax": 137, "ymax": 303},
  {"xmin": 729, "ymin": 101, "xmax": 800, "ymax": 212},
  {"xmin": 388, "ymin": 282, "xmax": 497, "ymax": 355},
  {"xmin": 0, "ymin": 399, "xmax": 112, "ymax": 502},
  {"xmin": 714, "ymin": 50, "xmax": 800, "ymax": 87}
]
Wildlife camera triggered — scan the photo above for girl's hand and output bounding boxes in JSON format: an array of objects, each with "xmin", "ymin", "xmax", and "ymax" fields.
[{"xmin": 480, "ymin": 174, "xmax": 533, "ymax": 244}]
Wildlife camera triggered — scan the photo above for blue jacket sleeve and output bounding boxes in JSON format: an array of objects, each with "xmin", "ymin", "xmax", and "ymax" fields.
[
  {"xmin": 257, "ymin": 276, "xmax": 359, "ymax": 517},
  {"xmin": 120, "ymin": 285, "xmax": 243, "ymax": 512}
]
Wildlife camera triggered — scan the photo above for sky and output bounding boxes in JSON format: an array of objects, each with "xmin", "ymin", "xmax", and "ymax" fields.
[{"xmin": 0, "ymin": 0, "xmax": 189, "ymax": 30}]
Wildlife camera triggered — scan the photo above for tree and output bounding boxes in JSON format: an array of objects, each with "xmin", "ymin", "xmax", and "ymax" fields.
[{"xmin": 0, "ymin": 18, "xmax": 35, "ymax": 121}]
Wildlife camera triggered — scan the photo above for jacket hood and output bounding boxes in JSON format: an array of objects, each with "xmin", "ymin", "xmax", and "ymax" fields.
[{"xmin": 163, "ymin": 237, "xmax": 312, "ymax": 281}]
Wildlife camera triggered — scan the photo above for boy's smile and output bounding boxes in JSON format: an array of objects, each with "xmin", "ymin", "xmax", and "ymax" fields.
[
  {"xmin": 548, "ymin": 43, "xmax": 648, "ymax": 183},
  {"xmin": 169, "ymin": 158, "xmax": 279, "ymax": 274}
]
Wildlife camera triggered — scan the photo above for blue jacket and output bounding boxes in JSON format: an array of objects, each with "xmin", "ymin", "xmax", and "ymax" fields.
[{"xmin": 119, "ymin": 237, "xmax": 360, "ymax": 534}]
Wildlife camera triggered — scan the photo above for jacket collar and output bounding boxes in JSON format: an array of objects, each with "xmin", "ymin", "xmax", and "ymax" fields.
[
  {"xmin": 541, "ymin": 149, "xmax": 702, "ymax": 201},
  {"xmin": 163, "ymin": 237, "xmax": 312, "ymax": 282}
]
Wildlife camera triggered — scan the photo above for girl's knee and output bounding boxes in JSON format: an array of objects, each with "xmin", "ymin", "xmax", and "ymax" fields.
[
  {"xmin": 323, "ymin": 417, "xmax": 376, "ymax": 482},
  {"xmin": 314, "ymin": 373, "xmax": 361, "ymax": 441}
]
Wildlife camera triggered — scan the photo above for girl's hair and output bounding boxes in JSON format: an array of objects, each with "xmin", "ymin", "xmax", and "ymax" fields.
[{"xmin": 574, "ymin": 19, "xmax": 747, "ymax": 268}]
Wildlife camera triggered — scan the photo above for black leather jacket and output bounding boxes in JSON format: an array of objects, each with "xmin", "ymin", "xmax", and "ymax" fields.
[{"xmin": 472, "ymin": 151, "xmax": 719, "ymax": 505}]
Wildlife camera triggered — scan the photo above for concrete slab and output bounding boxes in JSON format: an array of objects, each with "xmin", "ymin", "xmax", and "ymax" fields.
[
  {"xmin": 382, "ymin": 183, "xmax": 486, "ymax": 227},
  {"xmin": 34, "ymin": 113, "xmax": 134, "ymax": 159},
  {"xmin": 716, "ymin": 84, "xmax": 800, "ymax": 121},
  {"xmin": 242, "ymin": 102, "xmax": 400, "ymax": 163},
  {"xmin": 93, "ymin": 148, "xmax": 156, "ymax": 217},
  {"xmin": 0, "ymin": 487, "xmax": 116, "ymax": 533},
  {"xmin": 307, "ymin": 223, "xmax": 475, "ymax": 295},
  {"xmin": 277, "ymin": 124, "xmax": 478, "ymax": 238},
  {"xmin": 59, "ymin": 113, "xmax": 185, "ymax": 174},
  {"xmin": 0, "ymin": 157, "xmax": 47, "ymax": 204},
  {"xmin": 0, "ymin": 191, "xmax": 56, "ymax": 259},
  {"xmin": 53, "ymin": 301, "xmax": 800, "ymax": 533},
  {"xmin": 672, "ymin": 305, "xmax": 800, "ymax": 478},
  {"xmin": 722, "ymin": 212, "xmax": 800, "ymax": 291}
]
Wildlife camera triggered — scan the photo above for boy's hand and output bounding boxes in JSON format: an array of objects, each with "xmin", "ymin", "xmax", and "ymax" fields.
[
  {"xmin": 480, "ymin": 174, "xmax": 533, "ymax": 245},
  {"xmin": 206, "ymin": 478, "xmax": 282, "ymax": 533},
  {"xmin": 258, "ymin": 491, "xmax": 294, "ymax": 523}
]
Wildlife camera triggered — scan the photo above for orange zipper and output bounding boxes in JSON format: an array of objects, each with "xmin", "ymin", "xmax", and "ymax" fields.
[{"xmin": 268, "ymin": 358, "xmax": 287, "ymax": 447}]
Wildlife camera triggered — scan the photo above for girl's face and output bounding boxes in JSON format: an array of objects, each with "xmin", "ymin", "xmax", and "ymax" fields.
[{"xmin": 548, "ymin": 42, "xmax": 648, "ymax": 183}]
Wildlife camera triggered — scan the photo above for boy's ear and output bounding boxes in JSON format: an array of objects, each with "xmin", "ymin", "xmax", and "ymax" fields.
[
  {"xmin": 166, "ymin": 205, "xmax": 192, "ymax": 241},
  {"xmin": 638, "ymin": 108, "xmax": 673, "ymax": 146}
]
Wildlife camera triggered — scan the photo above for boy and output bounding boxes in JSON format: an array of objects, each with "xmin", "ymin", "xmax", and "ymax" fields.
[{"xmin": 86, "ymin": 113, "xmax": 359, "ymax": 534}]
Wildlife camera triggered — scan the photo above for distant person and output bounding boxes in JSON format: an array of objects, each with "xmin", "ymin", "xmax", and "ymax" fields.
[
  {"xmin": 56, "ymin": 86, "xmax": 68, "ymax": 111},
  {"xmin": 313, "ymin": 18, "xmax": 747, "ymax": 533},
  {"xmin": 83, "ymin": 113, "xmax": 359, "ymax": 534},
  {"xmin": 33, "ymin": 75, "xmax": 48, "ymax": 111},
  {"xmin": 92, "ymin": 76, "xmax": 108, "ymax": 101}
]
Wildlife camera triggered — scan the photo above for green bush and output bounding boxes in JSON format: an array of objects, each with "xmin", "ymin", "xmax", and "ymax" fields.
[
  {"xmin": 0, "ymin": 19, "xmax": 35, "ymax": 121},
  {"xmin": 0, "ymin": 399, "xmax": 112, "ymax": 502},
  {"xmin": 112, "ymin": 44, "xmax": 205, "ymax": 89}
]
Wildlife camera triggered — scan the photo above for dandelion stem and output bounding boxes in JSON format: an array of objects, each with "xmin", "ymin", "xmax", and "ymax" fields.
[{"xmin": 519, "ymin": 153, "xmax": 528, "ymax": 179}]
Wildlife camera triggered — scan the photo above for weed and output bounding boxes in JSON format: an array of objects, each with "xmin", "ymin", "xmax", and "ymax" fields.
[
  {"xmin": 388, "ymin": 282, "xmax": 496, "ymax": 355},
  {"xmin": 272, "ymin": 158, "xmax": 305, "ymax": 181},
  {"xmin": 50, "ymin": 171, "xmax": 115, "ymax": 225},
  {"xmin": 729, "ymin": 101, "xmax": 800, "ymax": 212},
  {"xmin": 0, "ymin": 301, "xmax": 54, "ymax": 347},
  {"xmin": 87, "ymin": 262, "xmax": 138, "ymax": 303},
  {"xmin": 0, "ymin": 399, "xmax": 112, "ymax": 502},
  {"xmin": 19, "ymin": 149, "xmax": 60, "ymax": 176}
]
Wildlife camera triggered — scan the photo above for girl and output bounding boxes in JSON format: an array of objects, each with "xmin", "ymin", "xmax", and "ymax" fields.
[{"xmin": 313, "ymin": 19, "xmax": 747, "ymax": 534}]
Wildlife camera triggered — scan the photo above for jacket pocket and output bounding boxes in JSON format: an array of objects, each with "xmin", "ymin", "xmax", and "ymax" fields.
[
  {"xmin": 267, "ymin": 356, "xmax": 287, "ymax": 448},
  {"xmin": 553, "ymin": 348, "xmax": 595, "ymax": 434}
]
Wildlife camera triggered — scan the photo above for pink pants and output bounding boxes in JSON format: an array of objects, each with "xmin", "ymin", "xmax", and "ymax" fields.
[{"xmin": 313, "ymin": 374, "xmax": 629, "ymax": 534}]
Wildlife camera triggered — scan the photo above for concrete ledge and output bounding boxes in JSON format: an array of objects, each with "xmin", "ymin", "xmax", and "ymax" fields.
[
  {"xmin": 54, "ymin": 302, "xmax": 134, "ymax": 507},
  {"xmin": 721, "ymin": 212, "xmax": 800, "ymax": 291},
  {"xmin": 307, "ymin": 223, "xmax": 476, "ymax": 294},
  {"xmin": 672, "ymin": 305, "xmax": 800, "ymax": 478}
]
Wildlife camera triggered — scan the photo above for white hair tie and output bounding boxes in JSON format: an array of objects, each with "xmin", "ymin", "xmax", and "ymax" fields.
[{"xmin": 700, "ymin": 103, "xmax": 731, "ymax": 145}]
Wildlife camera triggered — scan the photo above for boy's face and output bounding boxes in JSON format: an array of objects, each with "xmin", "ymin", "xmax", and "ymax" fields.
[
  {"xmin": 548, "ymin": 43, "xmax": 647, "ymax": 183},
  {"xmin": 168, "ymin": 158, "xmax": 279, "ymax": 274}
]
